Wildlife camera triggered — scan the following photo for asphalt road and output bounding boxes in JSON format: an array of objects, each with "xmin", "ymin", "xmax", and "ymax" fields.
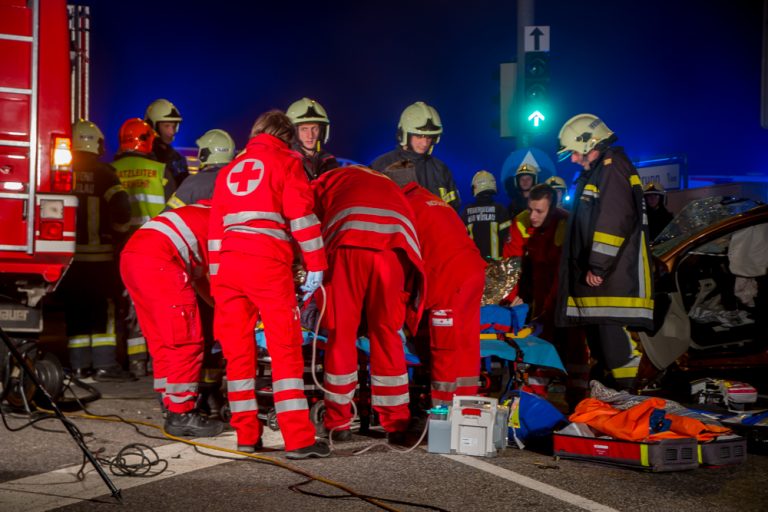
[{"xmin": 1, "ymin": 376, "xmax": 766, "ymax": 512}]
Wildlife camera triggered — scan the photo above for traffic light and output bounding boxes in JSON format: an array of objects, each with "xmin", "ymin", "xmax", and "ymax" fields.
[{"xmin": 523, "ymin": 51, "xmax": 549, "ymax": 131}]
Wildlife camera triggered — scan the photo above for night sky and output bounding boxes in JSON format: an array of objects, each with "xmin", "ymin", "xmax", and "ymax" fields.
[{"xmin": 81, "ymin": 0, "xmax": 766, "ymax": 204}]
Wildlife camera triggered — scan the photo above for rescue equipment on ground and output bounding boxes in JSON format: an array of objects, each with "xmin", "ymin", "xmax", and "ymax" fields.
[
  {"xmin": 503, "ymin": 390, "xmax": 567, "ymax": 449},
  {"xmin": 690, "ymin": 378, "xmax": 758, "ymax": 411},
  {"xmin": 426, "ymin": 396, "xmax": 508, "ymax": 457}
]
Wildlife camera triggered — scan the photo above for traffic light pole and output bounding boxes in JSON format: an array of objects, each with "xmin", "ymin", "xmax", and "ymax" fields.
[{"xmin": 517, "ymin": 0, "xmax": 534, "ymax": 149}]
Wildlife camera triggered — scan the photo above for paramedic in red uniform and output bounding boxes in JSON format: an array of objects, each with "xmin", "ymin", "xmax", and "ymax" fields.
[
  {"xmin": 382, "ymin": 163, "xmax": 486, "ymax": 406},
  {"xmin": 120, "ymin": 202, "xmax": 224, "ymax": 437},
  {"xmin": 209, "ymin": 111, "xmax": 330, "ymax": 459},
  {"xmin": 310, "ymin": 165, "xmax": 425, "ymax": 442}
]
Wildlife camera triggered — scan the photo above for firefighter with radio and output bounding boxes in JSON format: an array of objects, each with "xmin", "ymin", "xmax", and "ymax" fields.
[
  {"xmin": 166, "ymin": 129, "xmax": 236, "ymax": 209},
  {"xmin": 113, "ymin": 118, "xmax": 176, "ymax": 377},
  {"xmin": 371, "ymin": 101, "xmax": 460, "ymax": 210},
  {"xmin": 58, "ymin": 120, "xmax": 135, "ymax": 382},
  {"xmin": 643, "ymin": 182, "xmax": 673, "ymax": 241},
  {"xmin": 461, "ymin": 170, "xmax": 511, "ymax": 260},
  {"xmin": 508, "ymin": 163, "xmax": 539, "ymax": 216},
  {"xmin": 145, "ymin": 98, "xmax": 189, "ymax": 186},
  {"xmin": 555, "ymin": 113, "xmax": 653, "ymax": 391},
  {"xmin": 286, "ymin": 98, "xmax": 339, "ymax": 180}
]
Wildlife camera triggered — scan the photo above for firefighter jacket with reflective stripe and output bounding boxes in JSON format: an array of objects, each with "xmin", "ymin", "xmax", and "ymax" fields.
[
  {"xmin": 208, "ymin": 134, "xmax": 327, "ymax": 276},
  {"xmin": 166, "ymin": 164, "xmax": 222, "ymax": 209},
  {"xmin": 556, "ymin": 146, "xmax": 654, "ymax": 330},
  {"xmin": 123, "ymin": 203, "xmax": 211, "ymax": 279},
  {"xmin": 152, "ymin": 137, "xmax": 189, "ymax": 187},
  {"xmin": 113, "ymin": 153, "xmax": 175, "ymax": 229},
  {"xmin": 370, "ymin": 147, "xmax": 460, "ymax": 210},
  {"xmin": 71, "ymin": 151, "xmax": 131, "ymax": 262},
  {"xmin": 311, "ymin": 166, "xmax": 426, "ymax": 331},
  {"xmin": 503, "ymin": 207, "xmax": 568, "ymax": 320},
  {"xmin": 461, "ymin": 192, "xmax": 511, "ymax": 260},
  {"xmin": 403, "ymin": 182, "xmax": 486, "ymax": 307},
  {"xmin": 291, "ymin": 144, "xmax": 339, "ymax": 181}
]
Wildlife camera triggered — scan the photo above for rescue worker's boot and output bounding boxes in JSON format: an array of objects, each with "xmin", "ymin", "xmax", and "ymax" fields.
[
  {"xmin": 197, "ymin": 386, "xmax": 225, "ymax": 419},
  {"xmin": 129, "ymin": 359, "xmax": 147, "ymax": 378},
  {"xmin": 237, "ymin": 439, "xmax": 264, "ymax": 453},
  {"xmin": 285, "ymin": 440, "xmax": 331, "ymax": 459},
  {"xmin": 164, "ymin": 410, "xmax": 224, "ymax": 437}
]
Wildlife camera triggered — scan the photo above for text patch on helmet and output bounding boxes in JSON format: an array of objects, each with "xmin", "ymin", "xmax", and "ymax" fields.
[
  {"xmin": 227, "ymin": 159, "xmax": 264, "ymax": 196},
  {"xmin": 431, "ymin": 309, "xmax": 454, "ymax": 327}
]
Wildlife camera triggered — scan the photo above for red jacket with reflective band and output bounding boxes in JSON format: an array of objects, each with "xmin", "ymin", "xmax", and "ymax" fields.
[
  {"xmin": 402, "ymin": 182, "xmax": 486, "ymax": 306},
  {"xmin": 208, "ymin": 134, "xmax": 327, "ymax": 274},
  {"xmin": 311, "ymin": 166, "xmax": 426, "ymax": 329}
]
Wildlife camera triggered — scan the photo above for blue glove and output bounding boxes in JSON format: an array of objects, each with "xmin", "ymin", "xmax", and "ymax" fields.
[{"xmin": 301, "ymin": 270, "xmax": 324, "ymax": 302}]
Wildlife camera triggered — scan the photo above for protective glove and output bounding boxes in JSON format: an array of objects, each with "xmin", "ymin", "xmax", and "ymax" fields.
[{"xmin": 301, "ymin": 270, "xmax": 324, "ymax": 302}]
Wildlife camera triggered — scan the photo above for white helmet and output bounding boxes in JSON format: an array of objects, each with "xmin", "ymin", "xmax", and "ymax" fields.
[
  {"xmin": 397, "ymin": 101, "xmax": 442, "ymax": 147},
  {"xmin": 557, "ymin": 113, "xmax": 615, "ymax": 158},
  {"xmin": 471, "ymin": 170, "xmax": 497, "ymax": 196},
  {"xmin": 286, "ymin": 97, "xmax": 330, "ymax": 144},
  {"xmin": 72, "ymin": 119, "xmax": 104, "ymax": 155},
  {"xmin": 196, "ymin": 129, "xmax": 235, "ymax": 167},
  {"xmin": 144, "ymin": 98, "xmax": 182, "ymax": 132}
]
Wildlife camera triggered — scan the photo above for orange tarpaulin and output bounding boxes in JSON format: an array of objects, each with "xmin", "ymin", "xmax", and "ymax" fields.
[{"xmin": 569, "ymin": 398, "xmax": 731, "ymax": 442}]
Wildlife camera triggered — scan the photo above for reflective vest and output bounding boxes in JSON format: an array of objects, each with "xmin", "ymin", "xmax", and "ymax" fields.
[{"xmin": 113, "ymin": 155, "xmax": 168, "ymax": 229}]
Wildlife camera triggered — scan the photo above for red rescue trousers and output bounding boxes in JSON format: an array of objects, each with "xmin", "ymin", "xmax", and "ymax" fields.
[
  {"xmin": 427, "ymin": 260, "xmax": 485, "ymax": 406},
  {"xmin": 214, "ymin": 251, "xmax": 315, "ymax": 451},
  {"xmin": 120, "ymin": 253, "xmax": 202, "ymax": 414},
  {"xmin": 323, "ymin": 248, "xmax": 411, "ymax": 433}
]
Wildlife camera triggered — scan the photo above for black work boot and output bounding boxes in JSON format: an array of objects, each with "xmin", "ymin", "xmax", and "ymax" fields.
[
  {"xmin": 285, "ymin": 440, "xmax": 331, "ymax": 459},
  {"xmin": 164, "ymin": 410, "xmax": 225, "ymax": 437}
]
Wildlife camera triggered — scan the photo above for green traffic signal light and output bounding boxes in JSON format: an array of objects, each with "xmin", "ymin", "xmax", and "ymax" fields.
[{"xmin": 523, "ymin": 51, "xmax": 549, "ymax": 130}]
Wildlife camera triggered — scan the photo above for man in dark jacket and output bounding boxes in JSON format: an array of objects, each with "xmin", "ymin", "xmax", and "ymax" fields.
[
  {"xmin": 555, "ymin": 113, "xmax": 654, "ymax": 391},
  {"xmin": 643, "ymin": 182, "xmax": 674, "ymax": 242},
  {"xmin": 371, "ymin": 101, "xmax": 460, "ymax": 210},
  {"xmin": 462, "ymin": 170, "xmax": 511, "ymax": 260},
  {"xmin": 145, "ymin": 98, "xmax": 189, "ymax": 187}
]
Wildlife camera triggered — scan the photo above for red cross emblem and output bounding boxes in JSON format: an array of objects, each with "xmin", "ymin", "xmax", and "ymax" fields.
[{"xmin": 227, "ymin": 159, "xmax": 264, "ymax": 196}]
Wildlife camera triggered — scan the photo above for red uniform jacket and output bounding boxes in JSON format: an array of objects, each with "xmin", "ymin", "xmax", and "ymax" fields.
[
  {"xmin": 208, "ymin": 134, "xmax": 327, "ymax": 279},
  {"xmin": 402, "ymin": 182, "xmax": 486, "ymax": 307},
  {"xmin": 503, "ymin": 207, "xmax": 568, "ymax": 318},
  {"xmin": 311, "ymin": 166, "xmax": 426, "ymax": 330}
]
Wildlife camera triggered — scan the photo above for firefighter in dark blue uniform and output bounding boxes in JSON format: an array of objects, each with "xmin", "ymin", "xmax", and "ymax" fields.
[
  {"xmin": 286, "ymin": 97, "xmax": 339, "ymax": 181},
  {"xmin": 145, "ymin": 98, "xmax": 189, "ymax": 187},
  {"xmin": 371, "ymin": 101, "xmax": 460, "ymax": 210},
  {"xmin": 58, "ymin": 120, "xmax": 135, "ymax": 381},
  {"xmin": 461, "ymin": 170, "xmax": 511, "ymax": 260}
]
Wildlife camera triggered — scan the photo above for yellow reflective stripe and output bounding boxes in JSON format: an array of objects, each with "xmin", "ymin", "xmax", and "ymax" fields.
[
  {"xmin": 490, "ymin": 221, "xmax": 499, "ymax": 259},
  {"xmin": 443, "ymin": 190, "xmax": 457, "ymax": 203},
  {"xmin": 103, "ymin": 184, "xmax": 126, "ymax": 203},
  {"xmin": 697, "ymin": 445, "xmax": 703, "ymax": 464},
  {"xmin": 593, "ymin": 231, "xmax": 625, "ymax": 247},
  {"xmin": 516, "ymin": 220, "xmax": 530, "ymax": 239},
  {"xmin": 611, "ymin": 366, "xmax": 639, "ymax": 379},
  {"xmin": 166, "ymin": 195, "xmax": 187, "ymax": 209},
  {"xmin": 604, "ymin": 158, "xmax": 613, "ymax": 165},
  {"xmin": 641, "ymin": 231, "xmax": 652, "ymax": 299},
  {"xmin": 584, "ymin": 184, "xmax": 599, "ymax": 193},
  {"xmin": 567, "ymin": 296, "xmax": 654, "ymax": 309},
  {"xmin": 640, "ymin": 444, "xmax": 649, "ymax": 466},
  {"xmin": 629, "ymin": 175, "xmax": 641, "ymax": 186},
  {"xmin": 498, "ymin": 220, "xmax": 512, "ymax": 230},
  {"xmin": 68, "ymin": 335, "xmax": 90, "ymax": 349},
  {"xmin": 467, "ymin": 223, "xmax": 474, "ymax": 238},
  {"xmin": 127, "ymin": 345, "xmax": 147, "ymax": 355},
  {"xmin": 91, "ymin": 334, "xmax": 117, "ymax": 348}
]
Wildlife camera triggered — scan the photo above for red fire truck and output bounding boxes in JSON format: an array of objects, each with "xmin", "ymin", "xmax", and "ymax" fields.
[{"xmin": 0, "ymin": 0, "xmax": 84, "ymax": 334}]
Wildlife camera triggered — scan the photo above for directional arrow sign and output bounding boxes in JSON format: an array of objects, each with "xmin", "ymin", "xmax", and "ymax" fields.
[
  {"xmin": 528, "ymin": 110, "xmax": 545, "ymax": 127},
  {"xmin": 524, "ymin": 25, "xmax": 550, "ymax": 52}
]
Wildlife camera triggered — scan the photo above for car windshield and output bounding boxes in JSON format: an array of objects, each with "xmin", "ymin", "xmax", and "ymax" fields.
[{"xmin": 652, "ymin": 196, "xmax": 762, "ymax": 257}]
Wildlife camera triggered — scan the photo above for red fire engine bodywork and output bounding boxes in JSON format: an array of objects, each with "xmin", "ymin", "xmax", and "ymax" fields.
[{"xmin": 0, "ymin": 0, "xmax": 76, "ymax": 333}]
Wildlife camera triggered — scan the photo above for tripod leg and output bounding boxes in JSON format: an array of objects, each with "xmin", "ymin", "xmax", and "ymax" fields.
[{"xmin": 0, "ymin": 325, "xmax": 123, "ymax": 503}]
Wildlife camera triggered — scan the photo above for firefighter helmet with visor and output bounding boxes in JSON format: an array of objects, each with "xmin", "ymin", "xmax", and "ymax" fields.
[
  {"xmin": 118, "ymin": 118, "xmax": 156, "ymax": 154},
  {"xmin": 144, "ymin": 98, "xmax": 182, "ymax": 133},
  {"xmin": 72, "ymin": 119, "xmax": 105, "ymax": 156},
  {"xmin": 286, "ymin": 97, "xmax": 330, "ymax": 144},
  {"xmin": 471, "ymin": 170, "xmax": 497, "ymax": 196},
  {"xmin": 196, "ymin": 129, "xmax": 235, "ymax": 166},
  {"xmin": 557, "ymin": 113, "xmax": 615, "ymax": 160},
  {"xmin": 397, "ymin": 101, "xmax": 442, "ymax": 147}
]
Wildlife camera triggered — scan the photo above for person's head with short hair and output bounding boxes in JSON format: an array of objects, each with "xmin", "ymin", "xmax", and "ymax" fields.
[
  {"xmin": 527, "ymin": 183, "xmax": 557, "ymax": 228},
  {"xmin": 380, "ymin": 160, "xmax": 417, "ymax": 187},
  {"xmin": 250, "ymin": 110, "xmax": 296, "ymax": 145}
]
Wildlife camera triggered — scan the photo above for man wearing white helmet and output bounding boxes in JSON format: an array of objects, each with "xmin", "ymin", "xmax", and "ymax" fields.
[
  {"xmin": 57, "ymin": 120, "xmax": 135, "ymax": 382},
  {"xmin": 461, "ymin": 170, "xmax": 511, "ymax": 260},
  {"xmin": 145, "ymin": 98, "xmax": 189, "ymax": 186},
  {"xmin": 371, "ymin": 101, "xmax": 460, "ymax": 210},
  {"xmin": 286, "ymin": 97, "xmax": 339, "ymax": 180},
  {"xmin": 555, "ymin": 113, "xmax": 653, "ymax": 391},
  {"xmin": 166, "ymin": 129, "xmax": 236, "ymax": 209}
]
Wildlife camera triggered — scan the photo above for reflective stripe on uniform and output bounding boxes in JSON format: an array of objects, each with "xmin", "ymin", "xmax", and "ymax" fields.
[
  {"xmin": 68, "ymin": 335, "xmax": 90, "ymax": 349},
  {"xmin": 272, "ymin": 378, "xmax": 304, "ymax": 393},
  {"xmin": 224, "ymin": 226, "xmax": 290, "ymax": 240},
  {"xmin": 208, "ymin": 239, "xmax": 221, "ymax": 251},
  {"xmin": 326, "ymin": 220, "xmax": 421, "ymax": 258},
  {"xmin": 142, "ymin": 220, "xmax": 191, "ymax": 268},
  {"xmin": 372, "ymin": 392, "xmax": 410, "ymax": 407},
  {"xmin": 166, "ymin": 382, "xmax": 199, "ymax": 394},
  {"xmin": 629, "ymin": 175, "xmax": 642, "ymax": 186},
  {"xmin": 324, "ymin": 390, "xmax": 355, "ymax": 405},
  {"xmin": 161, "ymin": 211, "xmax": 202, "ymax": 263},
  {"xmin": 639, "ymin": 231, "xmax": 651, "ymax": 299},
  {"xmin": 593, "ymin": 231, "xmax": 624, "ymax": 247},
  {"xmin": 224, "ymin": 211, "xmax": 286, "ymax": 226},
  {"xmin": 592, "ymin": 242, "xmax": 620, "ymax": 257},
  {"xmin": 126, "ymin": 336, "xmax": 147, "ymax": 355},
  {"xmin": 371, "ymin": 373, "xmax": 409, "ymax": 387},
  {"xmin": 490, "ymin": 221, "xmax": 499, "ymax": 259},
  {"xmin": 325, "ymin": 371, "xmax": 358, "ymax": 386},
  {"xmin": 290, "ymin": 213, "xmax": 320, "ymax": 232},
  {"xmin": 209, "ymin": 263, "xmax": 219, "ymax": 275},
  {"xmin": 154, "ymin": 377, "xmax": 167, "ymax": 390},
  {"xmin": 227, "ymin": 378, "xmax": 255, "ymax": 392},
  {"xmin": 432, "ymin": 380, "xmax": 457, "ymax": 392},
  {"xmin": 456, "ymin": 376, "xmax": 478, "ymax": 387},
  {"xmin": 90, "ymin": 334, "xmax": 116, "ymax": 348},
  {"xmin": 298, "ymin": 236, "xmax": 324, "ymax": 252},
  {"xmin": 167, "ymin": 394, "xmax": 197, "ymax": 404},
  {"xmin": 229, "ymin": 398, "xmax": 258, "ymax": 413},
  {"xmin": 128, "ymin": 193, "xmax": 166, "ymax": 205},
  {"xmin": 274, "ymin": 398, "xmax": 308, "ymax": 413},
  {"xmin": 442, "ymin": 190, "xmax": 457, "ymax": 203},
  {"xmin": 166, "ymin": 195, "xmax": 186, "ymax": 209},
  {"xmin": 324, "ymin": 206, "xmax": 418, "ymax": 241},
  {"xmin": 103, "ymin": 184, "xmax": 126, "ymax": 203}
]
